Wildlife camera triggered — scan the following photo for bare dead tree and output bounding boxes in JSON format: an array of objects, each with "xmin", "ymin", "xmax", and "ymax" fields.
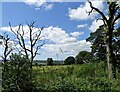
[
  {"xmin": 9, "ymin": 21, "xmax": 45, "ymax": 68},
  {"xmin": 2, "ymin": 34, "xmax": 14, "ymax": 62},
  {"xmin": 87, "ymin": 0, "xmax": 120, "ymax": 79}
]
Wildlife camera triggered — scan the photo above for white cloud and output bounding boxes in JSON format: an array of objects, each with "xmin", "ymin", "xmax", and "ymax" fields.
[
  {"xmin": 0, "ymin": 25, "xmax": 42, "ymax": 40},
  {"xmin": 68, "ymin": 1, "xmax": 104, "ymax": 20},
  {"xmin": 24, "ymin": 0, "xmax": 53, "ymax": 10},
  {"xmin": 43, "ymin": 3, "xmax": 53, "ymax": 10},
  {"xmin": 0, "ymin": 25, "xmax": 91, "ymax": 59},
  {"xmin": 89, "ymin": 19, "xmax": 103, "ymax": 32},
  {"xmin": 0, "ymin": 26, "xmax": 10, "ymax": 32},
  {"xmin": 41, "ymin": 40, "xmax": 91, "ymax": 58},
  {"xmin": 41, "ymin": 26, "xmax": 77, "ymax": 44},
  {"xmin": 1, "ymin": 26, "xmax": 73, "ymax": 44},
  {"xmin": 70, "ymin": 31, "xmax": 84, "ymax": 37},
  {"xmin": 77, "ymin": 24, "xmax": 87, "ymax": 28},
  {"xmin": 24, "ymin": 0, "xmax": 46, "ymax": 7}
]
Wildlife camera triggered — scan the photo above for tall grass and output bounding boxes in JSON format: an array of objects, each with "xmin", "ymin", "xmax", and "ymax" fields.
[{"xmin": 33, "ymin": 61, "xmax": 120, "ymax": 92}]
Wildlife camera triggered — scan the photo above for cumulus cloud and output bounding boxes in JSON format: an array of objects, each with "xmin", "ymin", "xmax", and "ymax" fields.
[
  {"xmin": 42, "ymin": 26, "xmax": 74, "ymax": 43},
  {"xmin": 77, "ymin": 24, "xmax": 87, "ymax": 28},
  {"xmin": 89, "ymin": 19, "xmax": 103, "ymax": 32},
  {"xmin": 41, "ymin": 40, "xmax": 91, "ymax": 57},
  {"xmin": 0, "ymin": 25, "xmax": 41, "ymax": 40},
  {"xmin": 41, "ymin": 26, "xmax": 90, "ymax": 57},
  {"xmin": 41, "ymin": 26, "xmax": 80, "ymax": 44},
  {"xmin": 0, "ymin": 25, "xmax": 91, "ymax": 59},
  {"xmin": 24, "ymin": 0, "xmax": 46, "ymax": 7},
  {"xmin": 68, "ymin": 1, "xmax": 104, "ymax": 20},
  {"xmin": 70, "ymin": 31, "xmax": 84, "ymax": 37},
  {"xmin": 24, "ymin": 0, "xmax": 53, "ymax": 10}
]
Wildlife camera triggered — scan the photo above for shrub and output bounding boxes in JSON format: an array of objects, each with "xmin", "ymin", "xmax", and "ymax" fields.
[
  {"xmin": 47, "ymin": 58, "xmax": 53, "ymax": 65},
  {"xmin": 64, "ymin": 56, "xmax": 75, "ymax": 65},
  {"xmin": 44, "ymin": 79, "xmax": 76, "ymax": 92},
  {"xmin": 2, "ymin": 53, "xmax": 34, "ymax": 92}
]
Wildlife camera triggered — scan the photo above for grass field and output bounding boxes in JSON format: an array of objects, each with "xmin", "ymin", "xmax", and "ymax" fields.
[
  {"xmin": 32, "ymin": 62, "xmax": 120, "ymax": 91},
  {"xmin": 1, "ymin": 62, "xmax": 120, "ymax": 91}
]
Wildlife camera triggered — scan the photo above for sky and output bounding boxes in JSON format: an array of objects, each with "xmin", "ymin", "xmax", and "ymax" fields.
[{"xmin": 0, "ymin": 0, "xmax": 119, "ymax": 60}]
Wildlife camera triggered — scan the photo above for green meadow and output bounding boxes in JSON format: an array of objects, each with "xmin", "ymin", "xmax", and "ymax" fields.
[{"xmin": 32, "ymin": 62, "xmax": 120, "ymax": 92}]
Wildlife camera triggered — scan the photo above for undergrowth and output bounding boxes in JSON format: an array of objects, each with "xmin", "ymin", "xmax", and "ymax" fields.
[{"xmin": 33, "ymin": 61, "xmax": 120, "ymax": 92}]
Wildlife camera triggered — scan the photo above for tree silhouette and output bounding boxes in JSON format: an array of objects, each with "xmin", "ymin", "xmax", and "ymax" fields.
[
  {"xmin": 87, "ymin": 0, "xmax": 120, "ymax": 79},
  {"xmin": 9, "ymin": 21, "xmax": 45, "ymax": 68}
]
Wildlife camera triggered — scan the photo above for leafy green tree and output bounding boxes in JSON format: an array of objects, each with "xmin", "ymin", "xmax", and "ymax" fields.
[
  {"xmin": 87, "ymin": 26, "xmax": 120, "ymax": 71},
  {"xmin": 86, "ymin": 25, "xmax": 106, "ymax": 61},
  {"xmin": 87, "ymin": 27, "xmax": 120, "ymax": 59},
  {"xmin": 87, "ymin": 0, "xmax": 120, "ymax": 79},
  {"xmin": 64, "ymin": 56, "xmax": 75, "ymax": 65},
  {"xmin": 112, "ymin": 27, "xmax": 120, "ymax": 71},
  {"xmin": 2, "ymin": 53, "xmax": 34, "ymax": 92},
  {"xmin": 47, "ymin": 58, "xmax": 54, "ymax": 65},
  {"xmin": 75, "ymin": 51, "xmax": 93, "ymax": 64}
]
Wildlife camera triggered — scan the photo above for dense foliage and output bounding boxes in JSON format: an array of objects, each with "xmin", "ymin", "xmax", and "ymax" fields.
[
  {"xmin": 33, "ymin": 62, "xmax": 120, "ymax": 92},
  {"xmin": 87, "ymin": 1, "xmax": 120, "ymax": 79},
  {"xmin": 86, "ymin": 26, "xmax": 120, "ymax": 61},
  {"xmin": 86, "ymin": 25, "xmax": 106, "ymax": 61},
  {"xmin": 75, "ymin": 51, "xmax": 93, "ymax": 64},
  {"xmin": 86, "ymin": 26, "xmax": 120, "ymax": 70},
  {"xmin": 47, "ymin": 58, "xmax": 54, "ymax": 65},
  {"xmin": 2, "ymin": 54, "xmax": 33, "ymax": 92},
  {"xmin": 64, "ymin": 56, "xmax": 75, "ymax": 65}
]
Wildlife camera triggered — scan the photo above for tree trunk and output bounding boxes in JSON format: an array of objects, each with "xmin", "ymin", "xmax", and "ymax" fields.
[
  {"xmin": 30, "ymin": 56, "xmax": 33, "ymax": 69},
  {"xmin": 106, "ymin": 28, "xmax": 116, "ymax": 79}
]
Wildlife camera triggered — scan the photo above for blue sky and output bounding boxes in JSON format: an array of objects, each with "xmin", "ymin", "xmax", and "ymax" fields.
[
  {"xmin": 2, "ymin": 2, "xmax": 89, "ymax": 39},
  {"xmin": 0, "ymin": 0, "xmax": 119, "ymax": 60}
]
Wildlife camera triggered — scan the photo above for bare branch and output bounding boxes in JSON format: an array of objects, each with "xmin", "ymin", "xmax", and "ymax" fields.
[
  {"xmin": 85, "ymin": 9, "xmax": 93, "ymax": 16},
  {"xmin": 9, "ymin": 21, "xmax": 44, "ymax": 67},
  {"xmin": 9, "ymin": 23, "xmax": 29, "ymax": 58},
  {"xmin": 87, "ymin": 0, "xmax": 108, "ymax": 26},
  {"xmin": 9, "ymin": 22, "xmax": 17, "ymax": 36},
  {"xmin": 112, "ymin": 13, "xmax": 120, "ymax": 26},
  {"xmin": 2, "ymin": 34, "xmax": 13, "ymax": 62},
  {"xmin": 96, "ymin": 17, "xmax": 103, "ymax": 22},
  {"xmin": 32, "ymin": 29, "xmax": 42, "ymax": 46},
  {"xmin": 33, "ymin": 43, "xmax": 45, "ymax": 58}
]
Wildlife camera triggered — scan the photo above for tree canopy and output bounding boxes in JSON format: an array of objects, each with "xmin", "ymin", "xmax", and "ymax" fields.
[
  {"xmin": 75, "ymin": 51, "xmax": 93, "ymax": 64},
  {"xmin": 64, "ymin": 56, "xmax": 75, "ymax": 65},
  {"xmin": 87, "ymin": 0, "xmax": 120, "ymax": 79}
]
